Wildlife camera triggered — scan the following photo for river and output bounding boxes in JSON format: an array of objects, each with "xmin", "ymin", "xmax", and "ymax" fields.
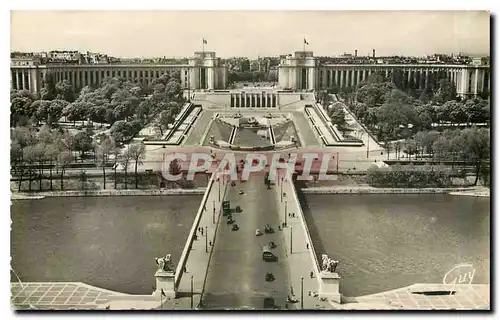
[
  {"xmin": 10, "ymin": 195, "xmax": 201, "ymax": 295},
  {"xmin": 301, "ymin": 194, "xmax": 490, "ymax": 297}
]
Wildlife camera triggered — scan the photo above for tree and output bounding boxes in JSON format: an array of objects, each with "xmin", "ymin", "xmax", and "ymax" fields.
[
  {"xmin": 158, "ymin": 110, "xmax": 175, "ymax": 137},
  {"xmin": 128, "ymin": 143, "xmax": 146, "ymax": 189},
  {"xmin": 57, "ymin": 152, "xmax": 72, "ymax": 190},
  {"xmin": 165, "ymin": 80, "xmax": 182, "ymax": 100},
  {"xmin": 111, "ymin": 146, "xmax": 121, "ymax": 189},
  {"xmin": 166, "ymin": 101, "xmax": 181, "ymax": 115},
  {"xmin": 356, "ymin": 81, "xmax": 395, "ymax": 106},
  {"xmin": 33, "ymin": 143, "xmax": 47, "ymax": 191},
  {"xmin": 22, "ymin": 145, "xmax": 37, "ymax": 191},
  {"xmin": 432, "ymin": 135, "xmax": 452, "ymax": 161},
  {"xmin": 443, "ymin": 100, "xmax": 466, "ymax": 125},
  {"xmin": 403, "ymin": 139, "xmax": 418, "ymax": 160},
  {"xmin": 42, "ymin": 73, "xmax": 57, "ymax": 100},
  {"xmin": 328, "ymin": 106, "xmax": 346, "ymax": 128},
  {"xmin": 110, "ymin": 120, "xmax": 132, "ymax": 143},
  {"xmin": 10, "ymin": 97, "xmax": 34, "ymax": 127},
  {"xmin": 45, "ymin": 143, "xmax": 60, "ymax": 190},
  {"xmin": 37, "ymin": 125, "xmax": 52, "ymax": 144},
  {"xmin": 59, "ymin": 129, "xmax": 76, "ymax": 162},
  {"xmin": 377, "ymin": 92, "xmax": 417, "ymax": 139},
  {"xmin": 30, "ymin": 100, "xmax": 52, "ymax": 125},
  {"xmin": 136, "ymin": 100, "xmax": 152, "ymax": 122},
  {"xmin": 119, "ymin": 146, "xmax": 133, "ymax": 189},
  {"xmin": 462, "ymin": 127, "xmax": 490, "ymax": 186},
  {"xmin": 96, "ymin": 136, "xmax": 115, "ymax": 190},
  {"xmin": 433, "ymin": 79, "xmax": 458, "ymax": 104},
  {"xmin": 74, "ymin": 131, "xmax": 93, "ymax": 157},
  {"xmin": 79, "ymin": 170, "xmax": 88, "ymax": 190},
  {"xmin": 11, "ymin": 141, "xmax": 24, "ymax": 192},
  {"xmin": 47, "ymin": 100, "xmax": 67, "ymax": 126},
  {"xmin": 463, "ymin": 98, "xmax": 489, "ymax": 124},
  {"xmin": 62, "ymin": 102, "xmax": 86, "ymax": 126},
  {"xmin": 55, "ymin": 80, "xmax": 76, "ymax": 102},
  {"xmin": 89, "ymin": 105, "xmax": 108, "ymax": 125}
]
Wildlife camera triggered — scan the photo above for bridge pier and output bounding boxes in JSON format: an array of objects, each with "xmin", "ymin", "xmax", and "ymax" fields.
[
  {"xmin": 155, "ymin": 270, "xmax": 176, "ymax": 299},
  {"xmin": 320, "ymin": 272, "xmax": 342, "ymax": 303}
]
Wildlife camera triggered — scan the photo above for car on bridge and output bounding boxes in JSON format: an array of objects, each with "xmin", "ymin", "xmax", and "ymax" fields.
[
  {"xmin": 264, "ymin": 224, "xmax": 274, "ymax": 234},
  {"xmin": 262, "ymin": 246, "xmax": 278, "ymax": 262}
]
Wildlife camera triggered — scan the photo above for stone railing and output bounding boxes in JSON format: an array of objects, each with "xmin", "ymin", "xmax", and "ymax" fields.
[{"xmin": 174, "ymin": 175, "xmax": 216, "ymax": 288}]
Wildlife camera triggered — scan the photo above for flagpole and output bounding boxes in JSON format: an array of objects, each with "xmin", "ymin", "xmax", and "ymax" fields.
[{"xmin": 303, "ymin": 38, "xmax": 305, "ymax": 53}]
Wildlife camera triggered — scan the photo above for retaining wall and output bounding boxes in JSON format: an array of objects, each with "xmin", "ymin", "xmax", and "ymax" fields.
[
  {"xmin": 11, "ymin": 188, "xmax": 206, "ymax": 199},
  {"xmin": 301, "ymin": 187, "xmax": 471, "ymax": 195}
]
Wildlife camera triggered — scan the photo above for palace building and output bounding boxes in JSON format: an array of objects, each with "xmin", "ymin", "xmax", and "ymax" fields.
[
  {"xmin": 10, "ymin": 51, "xmax": 228, "ymax": 93},
  {"xmin": 11, "ymin": 50, "xmax": 490, "ymax": 99},
  {"xmin": 278, "ymin": 51, "xmax": 490, "ymax": 98}
]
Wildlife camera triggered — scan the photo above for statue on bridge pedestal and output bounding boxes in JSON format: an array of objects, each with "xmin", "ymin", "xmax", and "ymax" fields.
[
  {"xmin": 321, "ymin": 254, "xmax": 339, "ymax": 273},
  {"xmin": 155, "ymin": 254, "xmax": 174, "ymax": 272}
]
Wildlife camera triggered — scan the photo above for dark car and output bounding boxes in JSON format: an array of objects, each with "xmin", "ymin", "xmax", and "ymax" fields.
[
  {"xmin": 264, "ymin": 224, "xmax": 274, "ymax": 234},
  {"xmin": 232, "ymin": 224, "xmax": 239, "ymax": 231}
]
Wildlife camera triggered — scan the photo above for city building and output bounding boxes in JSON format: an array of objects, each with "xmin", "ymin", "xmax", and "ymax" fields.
[
  {"xmin": 278, "ymin": 51, "xmax": 490, "ymax": 98},
  {"xmin": 10, "ymin": 51, "xmax": 228, "ymax": 93}
]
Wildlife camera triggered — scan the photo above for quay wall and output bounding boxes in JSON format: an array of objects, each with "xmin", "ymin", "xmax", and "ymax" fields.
[{"xmin": 11, "ymin": 188, "xmax": 206, "ymax": 200}]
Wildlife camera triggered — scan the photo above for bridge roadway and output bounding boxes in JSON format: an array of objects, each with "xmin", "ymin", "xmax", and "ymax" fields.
[{"xmin": 201, "ymin": 176, "xmax": 291, "ymax": 309}]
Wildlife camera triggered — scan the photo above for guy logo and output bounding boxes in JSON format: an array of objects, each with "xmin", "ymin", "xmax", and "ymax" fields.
[{"xmin": 443, "ymin": 263, "xmax": 476, "ymax": 295}]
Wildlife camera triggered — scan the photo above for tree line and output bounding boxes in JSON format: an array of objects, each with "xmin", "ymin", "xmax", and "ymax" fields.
[
  {"xmin": 11, "ymin": 125, "xmax": 150, "ymax": 191},
  {"xmin": 11, "ymin": 72, "xmax": 186, "ymax": 192},
  {"xmin": 386, "ymin": 126, "xmax": 490, "ymax": 186}
]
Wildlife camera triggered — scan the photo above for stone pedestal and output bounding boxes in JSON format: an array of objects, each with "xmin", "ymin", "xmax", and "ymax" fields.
[
  {"xmin": 155, "ymin": 270, "xmax": 176, "ymax": 299},
  {"xmin": 320, "ymin": 271, "xmax": 342, "ymax": 303}
]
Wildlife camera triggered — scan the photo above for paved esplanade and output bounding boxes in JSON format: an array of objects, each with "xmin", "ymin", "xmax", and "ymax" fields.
[{"xmin": 201, "ymin": 176, "xmax": 291, "ymax": 309}]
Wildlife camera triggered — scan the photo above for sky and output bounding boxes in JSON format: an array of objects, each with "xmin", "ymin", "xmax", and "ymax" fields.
[{"xmin": 10, "ymin": 10, "xmax": 490, "ymax": 58}]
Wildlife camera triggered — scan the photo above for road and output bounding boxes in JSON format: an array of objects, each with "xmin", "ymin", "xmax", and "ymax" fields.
[{"xmin": 201, "ymin": 176, "xmax": 291, "ymax": 310}]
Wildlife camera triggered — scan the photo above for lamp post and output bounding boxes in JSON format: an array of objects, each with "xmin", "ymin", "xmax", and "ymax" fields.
[
  {"xmin": 366, "ymin": 134, "xmax": 370, "ymax": 159},
  {"xmin": 205, "ymin": 226, "xmax": 208, "ymax": 253},
  {"xmin": 190, "ymin": 275, "xmax": 194, "ymax": 309},
  {"xmin": 336, "ymin": 152, "xmax": 339, "ymax": 172},
  {"xmin": 300, "ymin": 277, "xmax": 304, "ymax": 309},
  {"xmin": 284, "ymin": 201, "xmax": 288, "ymax": 227},
  {"xmin": 212, "ymin": 201, "xmax": 216, "ymax": 224},
  {"xmin": 290, "ymin": 227, "xmax": 293, "ymax": 254},
  {"xmin": 218, "ymin": 178, "xmax": 221, "ymax": 202},
  {"xmin": 280, "ymin": 177, "xmax": 283, "ymax": 202}
]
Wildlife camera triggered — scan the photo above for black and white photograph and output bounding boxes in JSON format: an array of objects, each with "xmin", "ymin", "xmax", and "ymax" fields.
[{"xmin": 7, "ymin": 9, "xmax": 491, "ymax": 311}]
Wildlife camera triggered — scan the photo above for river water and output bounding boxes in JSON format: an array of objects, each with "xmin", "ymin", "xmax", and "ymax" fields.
[
  {"xmin": 11, "ymin": 193, "xmax": 490, "ymax": 298},
  {"xmin": 302, "ymin": 194, "xmax": 490, "ymax": 297},
  {"xmin": 10, "ymin": 196, "xmax": 201, "ymax": 295}
]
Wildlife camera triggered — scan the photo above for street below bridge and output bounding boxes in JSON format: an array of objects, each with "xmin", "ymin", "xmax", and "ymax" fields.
[{"xmin": 201, "ymin": 176, "xmax": 291, "ymax": 310}]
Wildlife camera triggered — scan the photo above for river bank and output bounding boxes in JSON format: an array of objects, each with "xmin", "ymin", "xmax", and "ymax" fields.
[
  {"xmin": 11, "ymin": 188, "xmax": 206, "ymax": 200},
  {"xmin": 300, "ymin": 185, "xmax": 490, "ymax": 197}
]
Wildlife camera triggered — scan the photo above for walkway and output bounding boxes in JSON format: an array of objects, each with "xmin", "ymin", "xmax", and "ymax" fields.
[
  {"xmin": 183, "ymin": 111, "xmax": 215, "ymax": 146},
  {"xmin": 340, "ymin": 283, "xmax": 490, "ymax": 310},
  {"xmin": 168, "ymin": 175, "xmax": 229, "ymax": 310},
  {"xmin": 291, "ymin": 112, "xmax": 321, "ymax": 147},
  {"xmin": 11, "ymin": 282, "xmax": 128, "ymax": 310},
  {"xmin": 276, "ymin": 177, "xmax": 333, "ymax": 310}
]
